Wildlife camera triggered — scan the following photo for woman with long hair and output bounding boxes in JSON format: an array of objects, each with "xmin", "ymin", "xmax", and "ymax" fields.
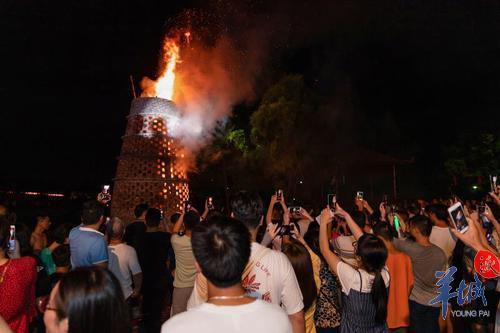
[
  {"xmin": 319, "ymin": 204, "xmax": 389, "ymax": 333},
  {"xmin": 43, "ymin": 266, "xmax": 131, "ymax": 333},
  {"xmin": 282, "ymin": 231, "xmax": 319, "ymax": 333}
]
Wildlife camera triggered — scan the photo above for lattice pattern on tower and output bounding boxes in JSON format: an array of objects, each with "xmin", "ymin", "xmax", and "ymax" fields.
[{"xmin": 111, "ymin": 97, "xmax": 189, "ymax": 222}]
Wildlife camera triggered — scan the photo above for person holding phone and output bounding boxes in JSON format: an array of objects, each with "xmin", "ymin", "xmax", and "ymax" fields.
[{"xmin": 319, "ymin": 204, "xmax": 390, "ymax": 333}]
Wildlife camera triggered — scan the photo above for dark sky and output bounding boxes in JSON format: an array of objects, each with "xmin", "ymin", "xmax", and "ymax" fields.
[{"xmin": 1, "ymin": 0, "xmax": 499, "ymax": 192}]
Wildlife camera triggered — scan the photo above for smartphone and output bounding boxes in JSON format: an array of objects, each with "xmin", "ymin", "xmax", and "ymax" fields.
[
  {"xmin": 289, "ymin": 206, "xmax": 301, "ymax": 214},
  {"xmin": 448, "ymin": 202, "xmax": 469, "ymax": 233},
  {"xmin": 278, "ymin": 224, "xmax": 294, "ymax": 236},
  {"xmin": 207, "ymin": 197, "xmax": 214, "ymax": 210},
  {"xmin": 8, "ymin": 225, "xmax": 16, "ymax": 252},
  {"xmin": 103, "ymin": 185, "xmax": 110, "ymax": 193},
  {"xmin": 184, "ymin": 201, "xmax": 191, "ymax": 212},
  {"xmin": 356, "ymin": 191, "xmax": 364, "ymax": 201},
  {"xmin": 327, "ymin": 194, "xmax": 337, "ymax": 211},
  {"xmin": 276, "ymin": 189, "xmax": 283, "ymax": 201},
  {"xmin": 491, "ymin": 175, "xmax": 498, "ymax": 194},
  {"xmin": 477, "ymin": 205, "xmax": 486, "ymax": 214}
]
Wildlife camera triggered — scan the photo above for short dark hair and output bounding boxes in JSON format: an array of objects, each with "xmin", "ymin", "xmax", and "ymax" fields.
[
  {"xmin": 409, "ymin": 215, "xmax": 433, "ymax": 237},
  {"xmin": 230, "ymin": 191, "xmax": 263, "ymax": 230},
  {"xmin": 145, "ymin": 208, "xmax": 162, "ymax": 228},
  {"xmin": 134, "ymin": 203, "xmax": 149, "ymax": 219},
  {"xmin": 191, "ymin": 216, "xmax": 251, "ymax": 288},
  {"xmin": 425, "ymin": 204, "xmax": 449, "ymax": 222},
  {"xmin": 54, "ymin": 267, "xmax": 130, "ymax": 333},
  {"xmin": 372, "ymin": 222, "xmax": 395, "ymax": 241},
  {"xmin": 36, "ymin": 211, "xmax": 50, "ymax": 219},
  {"xmin": 303, "ymin": 223, "xmax": 320, "ymax": 257},
  {"xmin": 184, "ymin": 211, "xmax": 200, "ymax": 231},
  {"xmin": 53, "ymin": 245, "xmax": 70, "ymax": 267},
  {"xmin": 170, "ymin": 212, "xmax": 181, "ymax": 224},
  {"xmin": 51, "ymin": 224, "xmax": 71, "ymax": 244},
  {"xmin": 81, "ymin": 201, "xmax": 104, "ymax": 226},
  {"xmin": 350, "ymin": 210, "xmax": 366, "ymax": 229}
]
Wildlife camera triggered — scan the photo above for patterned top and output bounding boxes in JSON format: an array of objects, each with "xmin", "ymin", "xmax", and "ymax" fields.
[
  {"xmin": 0, "ymin": 257, "xmax": 37, "ymax": 333},
  {"xmin": 314, "ymin": 261, "xmax": 342, "ymax": 328}
]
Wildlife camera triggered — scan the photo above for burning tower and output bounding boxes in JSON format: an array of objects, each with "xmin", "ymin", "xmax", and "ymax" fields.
[{"xmin": 111, "ymin": 38, "xmax": 189, "ymax": 221}]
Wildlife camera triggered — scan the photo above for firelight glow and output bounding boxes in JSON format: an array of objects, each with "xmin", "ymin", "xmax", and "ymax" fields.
[{"xmin": 155, "ymin": 38, "xmax": 180, "ymax": 100}]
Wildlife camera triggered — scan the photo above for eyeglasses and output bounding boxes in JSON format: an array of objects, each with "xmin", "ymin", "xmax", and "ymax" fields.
[{"xmin": 36, "ymin": 296, "xmax": 64, "ymax": 316}]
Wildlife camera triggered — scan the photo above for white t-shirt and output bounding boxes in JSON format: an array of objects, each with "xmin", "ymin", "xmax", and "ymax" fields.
[
  {"xmin": 336, "ymin": 261, "xmax": 390, "ymax": 295},
  {"xmin": 108, "ymin": 243, "xmax": 142, "ymax": 299},
  {"xmin": 162, "ymin": 300, "xmax": 292, "ymax": 333},
  {"xmin": 430, "ymin": 226, "xmax": 456, "ymax": 260},
  {"xmin": 188, "ymin": 242, "xmax": 304, "ymax": 315}
]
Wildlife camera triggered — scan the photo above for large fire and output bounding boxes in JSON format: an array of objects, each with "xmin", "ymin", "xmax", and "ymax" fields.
[{"xmin": 141, "ymin": 37, "xmax": 180, "ymax": 100}]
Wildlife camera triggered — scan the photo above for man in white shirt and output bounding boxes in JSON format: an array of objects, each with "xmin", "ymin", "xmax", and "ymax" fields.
[
  {"xmin": 162, "ymin": 216, "xmax": 292, "ymax": 333},
  {"xmin": 426, "ymin": 204, "xmax": 457, "ymax": 260},
  {"xmin": 188, "ymin": 191, "xmax": 305, "ymax": 333},
  {"xmin": 107, "ymin": 217, "xmax": 142, "ymax": 300}
]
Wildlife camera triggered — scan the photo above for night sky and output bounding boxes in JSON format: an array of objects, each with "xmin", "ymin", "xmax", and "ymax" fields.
[{"xmin": 1, "ymin": 0, "xmax": 499, "ymax": 193}]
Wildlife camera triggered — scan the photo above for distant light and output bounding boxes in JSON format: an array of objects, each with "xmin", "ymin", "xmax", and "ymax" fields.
[
  {"xmin": 47, "ymin": 193, "xmax": 65, "ymax": 198},
  {"xmin": 299, "ymin": 180, "xmax": 303, "ymax": 184},
  {"xmin": 472, "ymin": 185, "xmax": 478, "ymax": 190}
]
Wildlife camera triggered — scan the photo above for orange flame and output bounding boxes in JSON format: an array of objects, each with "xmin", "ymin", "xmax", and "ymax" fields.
[{"xmin": 155, "ymin": 38, "xmax": 180, "ymax": 100}]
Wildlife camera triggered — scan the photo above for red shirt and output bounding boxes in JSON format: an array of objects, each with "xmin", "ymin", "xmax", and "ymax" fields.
[{"xmin": 0, "ymin": 257, "xmax": 37, "ymax": 333}]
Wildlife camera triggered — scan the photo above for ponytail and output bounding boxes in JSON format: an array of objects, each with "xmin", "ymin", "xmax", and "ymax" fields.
[
  {"xmin": 371, "ymin": 269, "xmax": 388, "ymax": 324},
  {"xmin": 356, "ymin": 234, "xmax": 389, "ymax": 324}
]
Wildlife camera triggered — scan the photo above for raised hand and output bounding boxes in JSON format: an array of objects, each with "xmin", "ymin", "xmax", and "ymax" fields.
[{"xmin": 320, "ymin": 208, "xmax": 334, "ymax": 225}]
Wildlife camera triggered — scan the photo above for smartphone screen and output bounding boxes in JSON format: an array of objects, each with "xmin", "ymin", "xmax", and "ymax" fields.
[
  {"xmin": 448, "ymin": 203, "xmax": 468, "ymax": 233},
  {"xmin": 327, "ymin": 194, "xmax": 336, "ymax": 210},
  {"xmin": 278, "ymin": 190, "xmax": 283, "ymax": 201},
  {"xmin": 356, "ymin": 191, "xmax": 364, "ymax": 200}
]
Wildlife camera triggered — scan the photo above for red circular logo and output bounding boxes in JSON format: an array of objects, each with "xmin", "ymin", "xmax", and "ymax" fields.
[{"xmin": 474, "ymin": 250, "xmax": 500, "ymax": 279}]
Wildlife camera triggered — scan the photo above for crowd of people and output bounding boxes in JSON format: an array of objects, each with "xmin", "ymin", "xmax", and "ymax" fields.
[{"xmin": 0, "ymin": 188, "xmax": 499, "ymax": 333}]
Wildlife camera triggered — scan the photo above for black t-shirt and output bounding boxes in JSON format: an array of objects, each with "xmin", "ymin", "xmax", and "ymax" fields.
[
  {"xmin": 123, "ymin": 220, "xmax": 147, "ymax": 251},
  {"xmin": 136, "ymin": 231, "xmax": 172, "ymax": 290}
]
